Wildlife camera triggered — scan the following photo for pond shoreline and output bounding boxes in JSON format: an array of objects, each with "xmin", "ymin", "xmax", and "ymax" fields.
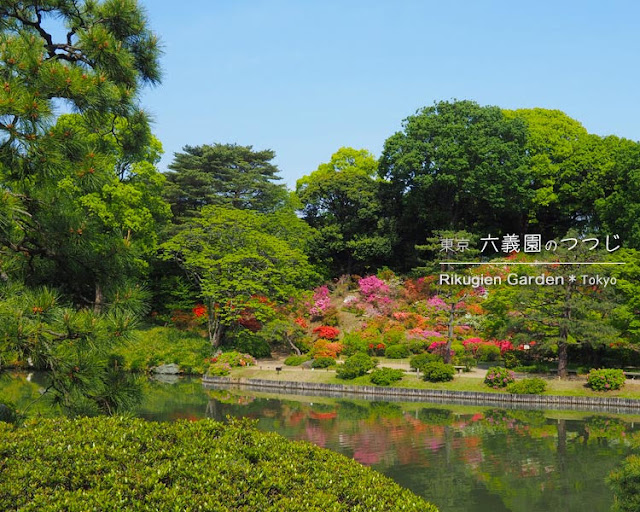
[{"xmin": 203, "ymin": 375, "xmax": 640, "ymax": 412}]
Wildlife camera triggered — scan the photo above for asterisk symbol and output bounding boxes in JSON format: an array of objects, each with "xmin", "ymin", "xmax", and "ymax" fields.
[{"xmin": 569, "ymin": 275, "xmax": 576, "ymax": 282}]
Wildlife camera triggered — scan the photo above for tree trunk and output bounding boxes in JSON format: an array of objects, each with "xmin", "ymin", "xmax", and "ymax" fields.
[
  {"xmin": 444, "ymin": 302, "xmax": 455, "ymax": 364},
  {"xmin": 207, "ymin": 302, "xmax": 224, "ymax": 348},
  {"xmin": 557, "ymin": 342, "xmax": 568, "ymax": 379},
  {"xmin": 286, "ymin": 335, "xmax": 301, "ymax": 355},
  {"xmin": 94, "ymin": 283, "xmax": 104, "ymax": 313}
]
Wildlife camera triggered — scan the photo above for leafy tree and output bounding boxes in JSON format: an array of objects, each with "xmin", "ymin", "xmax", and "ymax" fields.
[
  {"xmin": 0, "ymin": 0, "xmax": 162, "ymax": 412},
  {"xmin": 161, "ymin": 206, "xmax": 319, "ymax": 347},
  {"xmin": 164, "ymin": 143, "xmax": 289, "ymax": 219},
  {"xmin": 296, "ymin": 147, "xmax": 393, "ymax": 276},
  {"xmin": 0, "ymin": 282, "xmax": 144, "ymax": 414},
  {"xmin": 505, "ymin": 108, "xmax": 616, "ymax": 238},
  {"xmin": 483, "ymin": 239, "xmax": 621, "ymax": 377},
  {"xmin": 0, "ymin": 0, "xmax": 164, "ymax": 307},
  {"xmin": 379, "ymin": 100, "xmax": 531, "ymax": 270}
]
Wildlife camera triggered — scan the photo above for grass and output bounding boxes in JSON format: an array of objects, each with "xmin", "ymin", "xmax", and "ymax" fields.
[{"xmin": 229, "ymin": 366, "xmax": 640, "ymax": 399}]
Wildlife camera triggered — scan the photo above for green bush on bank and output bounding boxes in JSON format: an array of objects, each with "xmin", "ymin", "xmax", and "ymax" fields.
[
  {"xmin": 369, "ymin": 367, "xmax": 404, "ymax": 386},
  {"xmin": 422, "ymin": 362, "xmax": 455, "ymax": 382},
  {"xmin": 0, "ymin": 417, "xmax": 437, "ymax": 512},
  {"xmin": 336, "ymin": 353, "xmax": 377, "ymax": 380},
  {"xmin": 587, "ymin": 368, "xmax": 626, "ymax": 391},
  {"xmin": 114, "ymin": 326, "xmax": 212, "ymax": 374},
  {"xmin": 506, "ymin": 378, "xmax": 547, "ymax": 395}
]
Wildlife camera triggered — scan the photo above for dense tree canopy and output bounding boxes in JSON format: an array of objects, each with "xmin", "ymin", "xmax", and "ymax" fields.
[
  {"xmin": 161, "ymin": 205, "xmax": 319, "ymax": 347},
  {"xmin": 296, "ymin": 147, "xmax": 393, "ymax": 275},
  {"xmin": 164, "ymin": 143, "xmax": 289, "ymax": 219}
]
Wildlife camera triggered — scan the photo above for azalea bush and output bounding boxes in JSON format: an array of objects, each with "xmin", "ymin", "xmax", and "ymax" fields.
[
  {"xmin": 309, "ymin": 285, "xmax": 331, "ymax": 318},
  {"xmin": 312, "ymin": 325, "xmax": 340, "ymax": 340},
  {"xmin": 336, "ymin": 353, "xmax": 377, "ymax": 380},
  {"xmin": 484, "ymin": 366, "xmax": 515, "ymax": 389},
  {"xmin": 207, "ymin": 362, "xmax": 231, "ymax": 376},
  {"xmin": 421, "ymin": 362, "xmax": 455, "ymax": 382},
  {"xmin": 284, "ymin": 355, "xmax": 310, "ymax": 366},
  {"xmin": 385, "ymin": 344, "xmax": 410, "ymax": 359},
  {"xmin": 587, "ymin": 368, "xmax": 625, "ymax": 391},
  {"xmin": 506, "ymin": 378, "xmax": 547, "ymax": 394},
  {"xmin": 0, "ymin": 417, "xmax": 437, "ymax": 511},
  {"xmin": 212, "ymin": 351, "xmax": 257, "ymax": 368},
  {"xmin": 312, "ymin": 339, "xmax": 343, "ymax": 358},
  {"xmin": 311, "ymin": 356, "xmax": 336, "ymax": 369},
  {"xmin": 369, "ymin": 367, "xmax": 404, "ymax": 386}
]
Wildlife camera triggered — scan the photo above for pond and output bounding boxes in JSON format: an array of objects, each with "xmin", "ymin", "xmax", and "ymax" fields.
[{"xmin": 2, "ymin": 372, "xmax": 638, "ymax": 512}]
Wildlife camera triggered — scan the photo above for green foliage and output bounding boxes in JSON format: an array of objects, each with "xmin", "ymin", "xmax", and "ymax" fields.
[
  {"xmin": 230, "ymin": 330, "xmax": 272, "ymax": 358},
  {"xmin": 161, "ymin": 205, "xmax": 319, "ymax": 347},
  {"xmin": 410, "ymin": 353, "xmax": 440, "ymax": 372},
  {"xmin": 484, "ymin": 367, "xmax": 515, "ymax": 389},
  {"xmin": 114, "ymin": 326, "xmax": 211, "ymax": 374},
  {"xmin": 369, "ymin": 367, "xmax": 404, "ymax": 386},
  {"xmin": 284, "ymin": 355, "xmax": 311, "ymax": 366},
  {"xmin": 506, "ymin": 378, "xmax": 547, "ymax": 395},
  {"xmin": 379, "ymin": 100, "xmax": 530, "ymax": 269},
  {"xmin": 609, "ymin": 455, "xmax": 640, "ymax": 512},
  {"xmin": 0, "ymin": 417, "xmax": 437, "ymax": 511},
  {"xmin": 215, "ymin": 351, "xmax": 257, "ymax": 368},
  {"xmin": 296, "ymin": 147, "xmax": 393, "ymax": 276},
  {"xmin": 311, "ymin": 356, "xmax": 336, "ymax": 369},
  {"xmin": 0, "ymin": 283, "xmax": 142, "ymax": 414},
  {"xmin": 503, "ymin": 351, "xmax": 520, "ymax": 369},
  {"xmin": 336, "ymin": 353, "xmax": 377, "ymax": 380},
  {"xmin": 165, "ymin": 143, "xmax": 289, "ymax": 219},
  {"xmin": 421, "ymin": 362, "xmax": 455, "ymax": 382},
  {"xmin": 384, "ymin": 344, "xmax": 410, "ymax": 359},
  {"xmin": 206, "ymin": 363, "xmax": 231, "ymax": 377},
  {"xmin": 342, "ymin": 332, "xmax": 371, "ymax": 356},
  {"xmin": 476, "ymin": 343, "xmax": 501, "ymax": 362},
  {"xmin": 587, "ymin": 368, "xmax": 626, "ymax": 392}
]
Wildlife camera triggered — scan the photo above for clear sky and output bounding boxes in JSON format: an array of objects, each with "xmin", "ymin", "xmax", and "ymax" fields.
[{"xmin": 140, "ymin": 0, "xmax": 640, "ymax": 188}]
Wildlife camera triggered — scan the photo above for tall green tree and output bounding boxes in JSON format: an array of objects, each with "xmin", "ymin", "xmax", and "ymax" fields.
[
  {"xmin": 0, "ymin": 0, "xmax": 164, "ymax": 306},
  {"xmin": 161, "ymin": 206, "xmax": 319, "ymax": 347},
  {"xmin": 164, "ymin": 143, "xmax": 289, "ymax": 219},
  {"xmin": 0, "ymin": 0, "xmax": 162, "ymax": 412},
  {"xmin": 483, "ymin": 239, "xmax": 621, "ymax": 378},
  {"xmin": 379, "ymin": 100, "xmax": 531, "ymax": 270},
  {"xmin": 296, "ymin": 147, "xmax": 393, "ymax": 276}
]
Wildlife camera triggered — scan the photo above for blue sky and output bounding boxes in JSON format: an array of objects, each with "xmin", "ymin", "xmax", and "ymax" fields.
[{"xmin": 140, "ymin": 1, "xmax": 640, "ymax": 188}]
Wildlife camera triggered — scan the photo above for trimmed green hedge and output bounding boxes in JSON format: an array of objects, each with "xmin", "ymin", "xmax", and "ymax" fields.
[{"xmin": 0, "ymin": 417, "xmax": 437, "ymax": 512}]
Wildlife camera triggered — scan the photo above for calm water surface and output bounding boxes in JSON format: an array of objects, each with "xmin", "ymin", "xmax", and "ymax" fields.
[{"xmin": 2, "ymin": 372, "xmax": 638, "ymax": 512}]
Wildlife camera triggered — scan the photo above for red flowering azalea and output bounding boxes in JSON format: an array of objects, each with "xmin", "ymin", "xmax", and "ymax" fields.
[
  {"xmin": 294, "ymin": 317, "xmax": 308, "ymax": 329},
  {"xmin": 192, "ymin": 304, "xmax": 207, "ymax": 317},
  {"xmin": 313, "ymin": 325, "xmax": 340, "ymax": 340}
]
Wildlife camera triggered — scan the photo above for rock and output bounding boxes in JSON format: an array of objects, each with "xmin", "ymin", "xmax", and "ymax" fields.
[
  {"xmin": 152, "ymin": 363, "xmax": 181, "ymax": 375},
  {"xmin": 301, "ymin": 360, "xmax": 313, "ymax": 369}
]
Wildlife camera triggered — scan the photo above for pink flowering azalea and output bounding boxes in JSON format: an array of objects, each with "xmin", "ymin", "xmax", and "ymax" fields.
[{"xmin": 427, "ymin": 296, "xmax": 448, "ymax": 311}]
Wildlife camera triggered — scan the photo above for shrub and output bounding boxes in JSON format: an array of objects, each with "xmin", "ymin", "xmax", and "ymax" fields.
[
  {"xmin": 341, "ymin": 332, "xmax": 370, "ymax": 356},
  {"xmin": 410, "ymin": 353, "xmax": 440, "ymax": 372},
  {"xmin": 284, "ymin": 355, "xmax": 310, "ymax": 366},
  {"xmin": 311, "ymin": 356, "xmax": 336, "ymax": 369},
  {"xmin": 476, "ymin": 343, "xmax": 501, "ymax": 362},
  {"xmin": 312, "ymin": 339, "xmax": 344, "ymax": 358},
  {"xmin": 384, "ymin": 344, "xmax": 410, "ymax": 359},
  {"xmin": 207, "ymin": 363, "xmax": 231, "ymax": 376},
  {"xmin": 0, "ymin": 417, "xmax": 437, "ymax": 512},
  {"xmin": 506, "ymin": 378, "xmax": 547, "ymax": 395},
  {"xmin": 336, "ymin": 353, "xmax": 377, "ymax": 380},
  {"xmin": 422, "ymin": 362, "xmax": 455, "ymax": 382},
  {"xmin": 233, "ymin": 330, "xmax": 272, "ymax": 358},
  {"xmin": 484, "ymin": 366, "xmax": 515, "ymax": 389},
  {"xmin": 407, "ymin": 340, "xmax": 428, "ymax": 354},
  {"xmin": 383, "ymin": 328, "xmax": 405, "ymax": 346},
  {"xmin": 503, "ymin": 351, "xmax": 520, "ymax": 369},
  {"xmin": 369, "ymin": 367, "xmax": 404, "ymax": 386},
  {"xmin": 587, "ymin": 368, "xmax": 626, "ymax": 391},
  {"xmin": 213, "ymin": 351, "xmax": 257, "ymax": 368},
  {"xmin": 313, "ymin": 326, "xmax": 340, "ymax": 340}
]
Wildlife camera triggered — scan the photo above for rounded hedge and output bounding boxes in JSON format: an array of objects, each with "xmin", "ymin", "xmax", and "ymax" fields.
[
  {"xmin": 422, "ymin": 362, "xmax": 455, "ymax": 382},
  {"xmin": 0, "ymin": 417, "xmax": 437, "ymax": 512}
]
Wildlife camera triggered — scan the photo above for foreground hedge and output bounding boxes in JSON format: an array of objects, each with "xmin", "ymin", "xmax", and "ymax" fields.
[{"xmin": 0, "ymin": 417, "xmax": 437, "ymax": 512}]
